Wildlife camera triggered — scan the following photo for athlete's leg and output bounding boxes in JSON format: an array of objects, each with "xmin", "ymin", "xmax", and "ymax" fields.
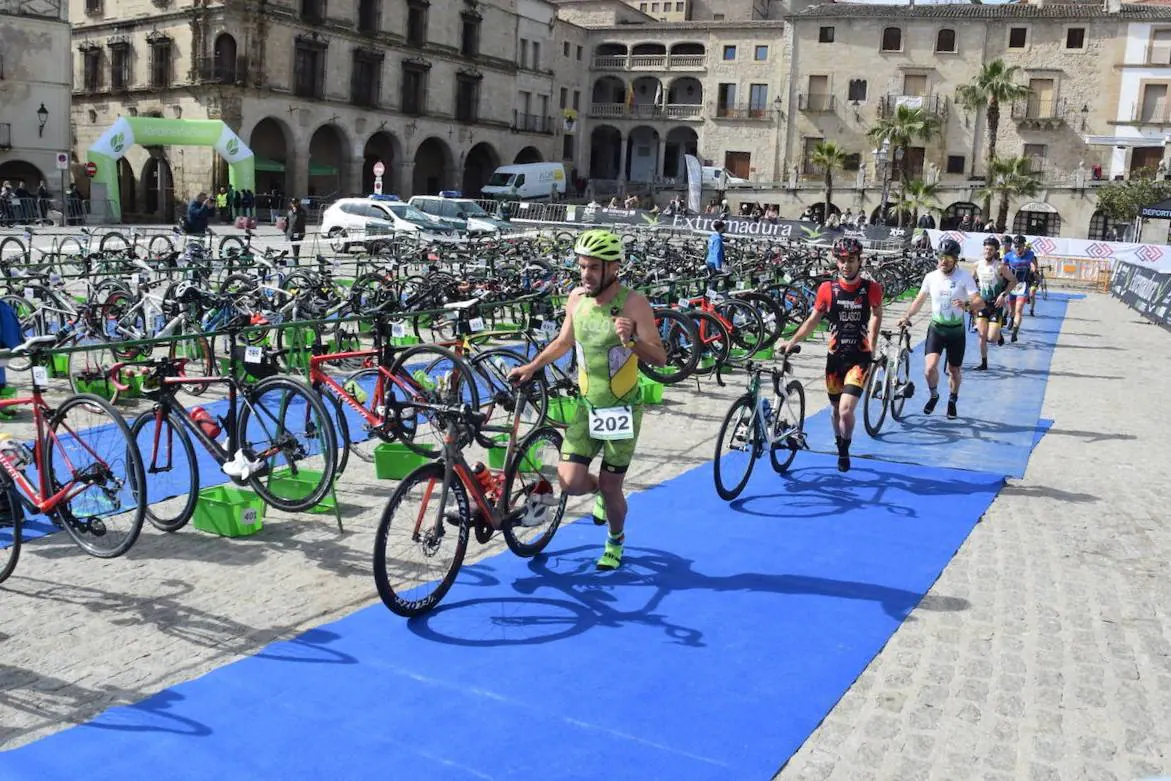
[
  {"xmin": 557, "ymin": 460, "xmax": 597, "ymax": 495},
  {"xmin": 976, "ymin": 316, "xmax": 990, "ymax": 368},
  {"xmin": 597, "ymin": 468, "xmax": 628, "ymax": 536}
]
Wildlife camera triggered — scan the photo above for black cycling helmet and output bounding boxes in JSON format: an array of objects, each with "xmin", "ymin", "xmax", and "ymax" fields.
[
  {"xmin": 982, "ymin": 236, "xmax": 1000, "ymax": 248},
  {"xmin": 832, "ymin": 237, "xmax": 864, "ymax": 259},
  {"xmin": 937, "ymin": 238, "xmax": 962, "ymax": 258},
  {"xmin": 1013, "ymin": 234, "xmax": 1028, "ymax": 245},
  {"xmin": 1001, "ymin": 234, "xmax": 1013, "ymax": 246}
]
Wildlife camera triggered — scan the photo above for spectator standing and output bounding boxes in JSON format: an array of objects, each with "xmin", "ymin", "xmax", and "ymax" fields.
[{"xmin": 286, "ymin": 198, "xmax": 307, "ymax": 263}]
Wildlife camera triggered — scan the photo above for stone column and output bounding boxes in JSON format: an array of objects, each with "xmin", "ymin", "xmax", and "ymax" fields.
[
  {"xmin": 657, "ymin": 136, "xmax": 668, "ymax": 180},
  {"xmin": 617, "ymin": 132, "xmax": 627, "ymax": 188},
  {"xmin": 347, "ymin": 156, "xmax": 366, "ymax": 196},
  {"xmin": 398, "ymin": 160, "xmax": 416, "ymax": 198}
]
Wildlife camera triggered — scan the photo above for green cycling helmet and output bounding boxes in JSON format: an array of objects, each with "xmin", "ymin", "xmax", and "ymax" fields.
[{"xmin": 573, "ymin": 229, "xmax": 624, "ymax": 263}]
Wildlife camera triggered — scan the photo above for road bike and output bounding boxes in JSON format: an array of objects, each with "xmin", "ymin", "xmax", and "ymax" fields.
[{"xmin": 862, "ymin": 323, "xmax": 916, "ymax": 437}]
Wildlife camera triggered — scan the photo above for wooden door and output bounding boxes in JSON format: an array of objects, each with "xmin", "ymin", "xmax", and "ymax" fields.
[{"xmin": 725, "ymin": 151, "xmax": 751, "ymax": 179}]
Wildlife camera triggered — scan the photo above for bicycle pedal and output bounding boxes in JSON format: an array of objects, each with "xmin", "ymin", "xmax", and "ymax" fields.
[{"xmin": 902, "ymin": 381, "xmax": 916, "ymax": 399}]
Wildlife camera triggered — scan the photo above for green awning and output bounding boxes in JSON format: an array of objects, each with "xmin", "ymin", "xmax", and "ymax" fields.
[
  {"xmin": 309, "ymin": 163, "xmax": 339, "ymax": 177},
  {"xmin": 253, "ymin": 157, "xmax": 286, "ymax": 173}
]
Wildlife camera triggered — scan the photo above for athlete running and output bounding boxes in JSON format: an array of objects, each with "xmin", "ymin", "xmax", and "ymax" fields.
[
  {"xmin": 1003, "ymin": 234, "xmax": 1038, "ymax": 342},
  {"xmin": 779, "ymin": 237, "xmax": 882, "ymax": 471},
  {"xmin": 509, "ymin": 229, "xmax": 667, "ymax": 571},
  {"xmin": 972, "ymin": 235, "xmax": 1018, "ymax": 370},
  {"xmin": 898, "ymin": 238, "xmax": 985, "ymax": 419}
]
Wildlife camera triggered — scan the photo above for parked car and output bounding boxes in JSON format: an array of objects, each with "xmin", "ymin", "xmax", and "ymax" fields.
[
  {"xmin": 408, "ymin": 192, "xmax": 512, "ymax": 236},
  {"xmin": 481, "ymin": 162, "xmax": 567, "ymax": 200},
  {"xmin": 700, "ymin": 166, "xmax": 751, "ymax": 189},
  {"xmin": 320, "ymin": 195, "xmax": 455, "ymax": 252}
]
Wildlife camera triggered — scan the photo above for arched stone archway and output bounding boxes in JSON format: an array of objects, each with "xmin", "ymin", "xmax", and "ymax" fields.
[
  {"xmin": 630, "ymin": 76, "xmax": 664, "ymax": 116},
  {"xmin": 141, "ymin": 154, "xmax": 175, "ymax": 222},
  {"xmin": 664, "ymin": 126, "xmax": 698, "ymax": 181},
  {"xmin": 117, "ymin": 158, "xmax": 136, "ymax": 217},
  {"xmin": 941, "ymin": 201, "xmax": 982, "ymax": 231},
  {"xmin": 213, "ymin": 33, "xmax": 237, "ymax": 84},
  {"xmin": 249, "ymin": 117, "xmax": 292, "ymax": 197},
  {"xmin": 1014, "ymin": 204, "xmax": 1062, "ymax": 237},
  {"xmin": 514, "ymin": 146, "xmax": 543, "ymax": 165},
  {"xmin": 625, "ymin": 125, "xmax": 659, "ymax": 182},
  {"xmin": 413, "ymin": 136, "xmax": 452, "ymax": 195},
  {"xmin": 463, "ymin": 142, "xmax": 500, "ymax": 196},
  {"xmin": 808, "ymin": 202, "xmax": 841, "ymax": 223},
  {"xmin": 363, "ymin": 131, "xmax": 401, "ymax": 195},
  {"xmin": 592, "ymin": 76, "xmax": 627, "ymax": 108},
  {"xmin": 308, "ymin": 123, "xmax": 350, "ymax": 197},
  {"xmin": 0, "ymin": 161, "xmax": 47, "ymax": 224},
  {"xmin": 589, "ymin": 126, "xmax": 622, "ymax": 179}
]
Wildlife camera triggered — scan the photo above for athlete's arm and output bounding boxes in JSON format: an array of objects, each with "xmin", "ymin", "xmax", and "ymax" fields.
[
  {"xmin": 508, "ymin": 290, "xmax": 580, "ymax": 382},
  {"xmin": 867, "ymin": 283, "xmax": 883, "ymax": 353},
  {"xmin": 898, "ymin": 285, "xmax": 930, "ymax": 327},
  {"xmin": 780, "ymin": 283, "xmax": 830, "ymax": 351},
  {"xmin": 964, "ymin": 274, "xmax": 986, "ymax": 313},
  {"xmin": 620, "ymin": 293, "xmax": 668, "ymax": 367}
]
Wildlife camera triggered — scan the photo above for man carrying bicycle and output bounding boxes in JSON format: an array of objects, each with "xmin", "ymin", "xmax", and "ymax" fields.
[
  {"xmin": 779, "ymin": 237, "xmax": 882, "ymax": 472},
  {"xmin": 899, "ymin": 238, "xmax": 986, "ymax": 420},
  {"xmin": 509, "ymin": 229, "xmax": 667, "ymax": 571}
]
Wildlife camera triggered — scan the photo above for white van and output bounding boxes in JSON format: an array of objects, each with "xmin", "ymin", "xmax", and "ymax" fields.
[
  {"xmin": 700, "ymin": 165, "xmax": 751, "ymax": 189},
  {"xmin": 481, "ymin": 162, "xmax": 568, "ymax": 200}
]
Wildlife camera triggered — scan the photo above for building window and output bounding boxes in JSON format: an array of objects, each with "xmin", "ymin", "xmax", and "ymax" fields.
[
  {"xmin": 843, "ymin": 153, "xmax": 861, "ymax": 171},
  {"xmin": 519, "ymin": 39, "xmax": 528, "ymax": 68},
  {"xmin": 639, "ymin": 2, "xmax": 647, "ymax": 8},
  {"xmin": 676, "ymin": 2, "xmax": 683, "ymax": 10},
  {"xmin": 293, "ymin": 38, "xmax": 327, "ymax": 99},
  {"xmin": 563, "ymin": 41, "xmax": 570, "ymax": 56},
  {"xmin": 881, "ymin": 27, "xmax": 902, "ymax": 52},
  {"xmin": 407, "ymin": 0, "xmax": 429, "ymax": 47},
  {"xmin": 946, "ymin": 155, "xmax": 965, "ymax": 174},
  {"xmin": 577, "ymin": 45, "xmax": 582, "ymax": 60},
  {"xmin": 1152, "ymin": 29, "xmax": 1171, "ymax": 64},
  {"xmin": 351, "ymin": 49, "xmax": 383, "ymax": 107},
  {"xmin": 1066, "ymin": 27, "xmax": 1085, "ymax": 49},
  {"xmin": 716, "ymin": 82, "xmax": 736, "ymax": 116},
  {"xmin": 460, "ymin": 11, "xmax": 481, "ymax": 57},
  {"xmin": 754, "ymin": 45, "xmax": 767, "ymax": 61},
  {"xmin": 83, "ymin": 48, "xmax": 102, "ymax": 91},
  {"xmin": 819, "ymin": 26, "xmax": 834, "ymax": 43},
  {"xmin": 560, "ymin": 87, "xmax": 567, "ymax": 108},
  {"xmin": 573, "ymin": 89, "xmax": 580, "ymax": 110},
  {"xmin": 723, "ymin": 45, "xmax": 736, "ymax": 60},
  {"xmin": 748, "ymin": 83, "xmax": 768, "ymax": 117},
  {"xmin": 455, "ymin": 72, "xmax": 481, "ymax": 123},
  {"xmin": 1023, "ymin": 143, "xmax": 1047, "ymax": 174},
  {"xmin": 801, "ymin": 137, "xmax": 823, "ymax": 175},
  {"xmin": 936, "ymin": 28, "xmax": 956, "ymax": 53},
  {"xmin": 563, "ymin": 134, "xmax": 575, "ymax": 160},
  {"xmin": 85, "ymin": 0, "xmax": 102, "ymax": 14},
  {"xmin": 847, "ymin": 78, "xmax": 867, "ymax": 102},
  {"xmin": 301, "ymin": 0, "xmax": 326, "ymax": 24},
  {"xmin": 1008, "ymin": 27, "xmax": 1027, "ymax": 48},
  {"xmin": 109, "ymin": 42, "xmax": 130, "ymax": 91},
  {"xmin": 532, "ymin": 41, "xmax": 541, "ymax": 70},
  {"xmin": 149, "ymin": 38, "xmax": 171, "ymax": 89},
  {"xmin": 357, "ymin": 0, "xmax": 379, "ymax": 33},
  {"xmin": 651, "ymin": 2, "xmax": 658, "ymax": 10},
  {"xmin": 401, "ymin": 61, "xmax": 429, "ymax": 115},
  {"xmin": 713, "ymin": 13, "xmax": 724, "ymax": 20}
]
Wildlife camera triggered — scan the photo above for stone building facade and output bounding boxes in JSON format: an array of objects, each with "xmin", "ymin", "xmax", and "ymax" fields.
[
  {"xmin": 0, "ymin": 0, "xmax": 73, "ymax": 202},
  {"xmin": 68, "ymin": 0, "xmax": 590, "ymax": 220}
]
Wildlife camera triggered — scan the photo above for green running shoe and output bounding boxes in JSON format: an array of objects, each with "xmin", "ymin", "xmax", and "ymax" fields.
[
  {"xmin": 596, "ymin": 538, "xmax": 623, "ymax": 571},
  {"xmin": 592, "ymin": 494, "xmax": 607, "ymax": 526}
]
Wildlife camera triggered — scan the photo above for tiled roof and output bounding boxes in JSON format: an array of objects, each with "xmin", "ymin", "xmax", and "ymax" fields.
[{"xmin": 792, "ymin": 2, "xmax": 1171, "ymax": 19}]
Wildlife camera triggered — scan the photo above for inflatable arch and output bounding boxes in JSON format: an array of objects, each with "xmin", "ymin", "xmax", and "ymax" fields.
[{"xmin": 87, "ymin": 117, "xmax": 255, "ymax": 221}]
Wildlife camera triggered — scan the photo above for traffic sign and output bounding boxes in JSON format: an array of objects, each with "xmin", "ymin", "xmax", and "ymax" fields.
[
  {"xmin": 55, "ymin": 152, "xmax": 70, "ymax": 171},
  {"xmin": 372, "ymin": 161, "xmax": 385, "ymax": 177},
  {"xmin": 84, "ymin": 161, "xmax": 98, "ymax": 177}
]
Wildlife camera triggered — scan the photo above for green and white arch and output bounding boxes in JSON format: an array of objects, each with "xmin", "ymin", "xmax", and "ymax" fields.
[{"xmin": 87, "ymin": 116, "xmax": 255, "ymax": 221}]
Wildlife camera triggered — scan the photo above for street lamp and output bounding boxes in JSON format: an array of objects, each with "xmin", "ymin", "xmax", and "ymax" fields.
[
  {"xmin": 36, "ymin": 103, "xmax": 48, "ymax": 137},
  {"xmin": 873, "ymin": 138, "xmax": 892, "ymax": 225}
]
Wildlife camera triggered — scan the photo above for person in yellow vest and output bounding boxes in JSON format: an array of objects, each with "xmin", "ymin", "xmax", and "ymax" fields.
[
  {"xmin": 509, "ymin": 230, "xmax": 667, "ymax": 571},
  {"xmin": 215, "ymin": 186, "xmax": 229, "ymax": 223}
]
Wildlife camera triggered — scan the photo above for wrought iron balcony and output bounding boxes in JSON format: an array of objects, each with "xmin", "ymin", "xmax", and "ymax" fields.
[
  {"xmin": 513, "ymin": 112, "xmax": 553, "ymax": 134},
  {"xmin": 1011, "ymin": 98, "xmax": 1068, "ymax": 128},
  {"xmin": 878, "ymin": 93, "xmax": 948, "ymax": 120},
  {"xmin": 196, "ymin": 55, "xmax": 248, "ymax": 85},
  {"xmin": 713, "ymin": 103, "xmax": 774, "ymax": 120}
]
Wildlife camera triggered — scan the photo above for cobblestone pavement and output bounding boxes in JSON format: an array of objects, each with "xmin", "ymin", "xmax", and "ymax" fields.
[{"xmin": 2, "ymin": 234, "xmax": 1167, "ymax": 780}]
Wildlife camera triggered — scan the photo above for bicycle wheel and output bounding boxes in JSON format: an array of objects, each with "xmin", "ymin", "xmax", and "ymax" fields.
[
  {"xmin": 769, "ymin": 380, "xmax": 805, "ymax": 474},
  {"xmin": 713, "ymin": 394, "xmax": 759, "ymax": 501},
  {"xmin": 501, "ymin": 426, "xmax": 567, "ymax": 557},
  {"xmin": 0, "ymin": 484, "xmax": 22, "ymax": 584},
  {"xmin": 691, "ymin": 310, "xmax": 731, "ymax": 371},
  {"xmin": 862, "ymin": 360, "xmax": 890, "ymax": 438},
  {"xmin": 387, "ymin": 346, "xmax": 481, "ymax": 457},
  {"xmin": 638, "ymin": 308, "xmax": 699, "ymax": 385},
  {"xmin": 170, "ymin": 332, "xmax": 214, "ymax": 396},
  {"xmin": 470, "ymin": 348, "xmax": 547, "ymax": 450},
  {"xmin": 334, "ymin": 367, "xmax": 391, "ymax": 463},
  {"xmin": 130, "ymin": 408, "xmax": 199, "ymax": 532},
  {"xmin": 47, "ymin": 394, "xmax": 146, "ymax": 558},
  {"xmin": 237, "ymin": 377, "xmax": 338, "ymax": 513},
  {"xmin": 735, "ymin": 291, "xmax": 785, "ymax": 348},
  {"xmin": 715, "ymin": 299, "xmax": 765, "ymax": 363},
  {"xmin": 372, "ymin": 461, "xmax": 469, "ymax": 617},
  {"xmin": 889, "ymin": 349, "xmax": 912, "ymax": 422}
]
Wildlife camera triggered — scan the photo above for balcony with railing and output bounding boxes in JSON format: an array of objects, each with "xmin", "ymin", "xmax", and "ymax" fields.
[
  {"xmin": 587, "ymin": 103, "xmax": 703, "ymax": 120},
  {"xmin": 798, "ymin": 93, "xmax": 835, "ymax": 113},
  {"xmin": 878, "ymin": 93, "xmax": 948, "ymax": 120},
  {"xmin": 713, "ymin": 103, "xmax": 775, "ymax": 121},
  {"xmin": 1011, "ymin": 98, "xmax": 1068, "ymax": 129},
  {"xmin": 513, "ymin": 112, "xmax": 553, "ymax": 134},
  {"xmin": 196, "ymin": 55, "xmax": 247, "ymax": 85},
  {"xmin": 590, "ymin": 54, "xmax": 706, "ymax": 71}
]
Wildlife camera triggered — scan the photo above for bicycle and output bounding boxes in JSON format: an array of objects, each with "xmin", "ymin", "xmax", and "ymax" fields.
[
  {"xmin": 372, "ymin": 387, "xmax": 568, "ymax": 617},
  {"xmin": 712, "ymin": 350, "xmax": 808, "ymax": 501},
  {"xmin": 120, "ymin": 337, "xmax": 339, "ymax": 532},
  {"xmin": 1030, "ymin": 265, "xmax": 1049, "ymax": 315},
  {"xmin": 862, "ymin": 323, "xmax": 916, "ymax": 437},
  {"xmin": 0, "ymin": 335, "xmax": 147, "ymax": 580}
]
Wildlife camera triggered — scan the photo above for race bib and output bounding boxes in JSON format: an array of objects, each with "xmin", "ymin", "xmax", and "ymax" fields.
[
  {"xmin": 706, "ymin": 288, "xmax": 724, "ymax": 302},
  {"xmin": 588, "ymin": 405, "xmax": 634, "ymax": 441},
  {"xmin": 391, "ymin": 322, "xmax": 406, "ymax": 338},
  {"xmin": 469, "ymin": 317, "xmax": 485, "ymax": 332},
  {"xmin": 540, "ymin": 319, "xmax": 559, "ymax": 337},
  {"xmin": 244, "ymin": 345, "xmax": 263, "ymax": 363},
  {"xmin": 1011, "ymin": 282, "xmax": 1028, "ymax": 296},
  {"xmin": 32, "ymin": 366, "xmax": 49, "ymax": 386}
]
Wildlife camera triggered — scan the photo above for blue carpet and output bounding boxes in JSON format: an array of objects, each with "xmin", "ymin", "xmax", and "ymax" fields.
[
  {"xmin": 0, "ymin": 451, "xmax": 1002, "ymax": 781},
  {"xmin": 804, "ymin": 294, "xmax": 1072, "ymax": 478}
]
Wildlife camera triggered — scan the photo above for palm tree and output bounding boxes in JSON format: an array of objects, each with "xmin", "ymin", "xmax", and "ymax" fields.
[
  {"xmin": 897, "ymin": 179, "xmax": 940, "ymax": 228},
  {"xmin": 956, "ymin": 60, "xmax": 1031, "ymax": 217},
  {"xmin": 867, "ymin": 105, "xmax": 942, "ymax": 188},
  {"xmin": 977, "ymin": 156, "xmax": 1038, "ymax": 232},
  {"xmin": 810, "ymin": 140, "xmax": 848, "ymax": 225}
]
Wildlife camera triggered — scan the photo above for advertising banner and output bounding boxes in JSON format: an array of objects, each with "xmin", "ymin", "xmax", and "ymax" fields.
[
  {"xmin": 684, "ymin": 154, "xmax": 702, "ymax": 215},
  {"xmin": 925, "ymin": 229, "xmax": 1171, "ymax": 274},
  {"xmin": 1110, "ymin": 261, "xmax": 1171, "ymax": 331}
]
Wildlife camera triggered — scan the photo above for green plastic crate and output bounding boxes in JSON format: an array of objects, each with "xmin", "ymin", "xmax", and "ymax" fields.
[
  {"xmin": 267, "ymin": 467, "xmax": 337, "ymax": 514},
  {"xmin": 49, "ymin": 353, "xmax": 69, "ymax": 377},
  {"xmin": 487, "ymin": 434, "xmax": 543, "ymax": 471},
  {"xmin": 373, "ymin": 441, "xmax": 435, "ymax": 480},
  {"xmin": 191, "ymin": 485, "xmax": 266, "ymax": 537},
  {"xmin": 390, "ymin": 335, "xmax": 422, "ymax": 347},
  {"xmin": 546, "ymin": 396, "xmax": 579, "ymax": 424},
  {"xmin": 638, "ymin": 376, "xmax": 664, "ymax": 405},
  {"xmin": 77, "ymin": 377, "xmax": 116, "ymax": 400},
  {"xmin": 0, "ymin": 385, "xmax": 17, "ymax": 419},
  {"xmin": 752, "ymin": 346, "xmax": 775, "ymax": 360}
]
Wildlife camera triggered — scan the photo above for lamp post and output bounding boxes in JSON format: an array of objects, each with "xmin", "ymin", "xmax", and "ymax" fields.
[
  {"xmin": 772, "ymin": 95, "xmax": 784, "ymax": 186},
  {"xmin": 37, "ymin": 103, "xmax": 48, "ymax": 138},
  {"xmin": 873, "ymin": 138, "xmax": 892, "ymax": 226}
]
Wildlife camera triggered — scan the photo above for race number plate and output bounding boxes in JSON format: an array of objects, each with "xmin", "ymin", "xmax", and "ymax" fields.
[
  {"xmin": 469, "ymin": 317, "xmax": 485, "ymax": 332},
  {"xmin": 32, "ymin": 366, "xmax": 49, "ymax": 386},
  {"xmin": 588, "ymin": 405, "xmax": 634, "ymax": 441},
  {"xmin": 244, "ymin": 345, "xmax": 263, "ymax": 363},
  {"xmin": 391, "ymin": 322, "xmax": 407, "ymax": 338},
  {"xmin": 540, "ymin": 319, "xmax": 559, "ymax": 337}
]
